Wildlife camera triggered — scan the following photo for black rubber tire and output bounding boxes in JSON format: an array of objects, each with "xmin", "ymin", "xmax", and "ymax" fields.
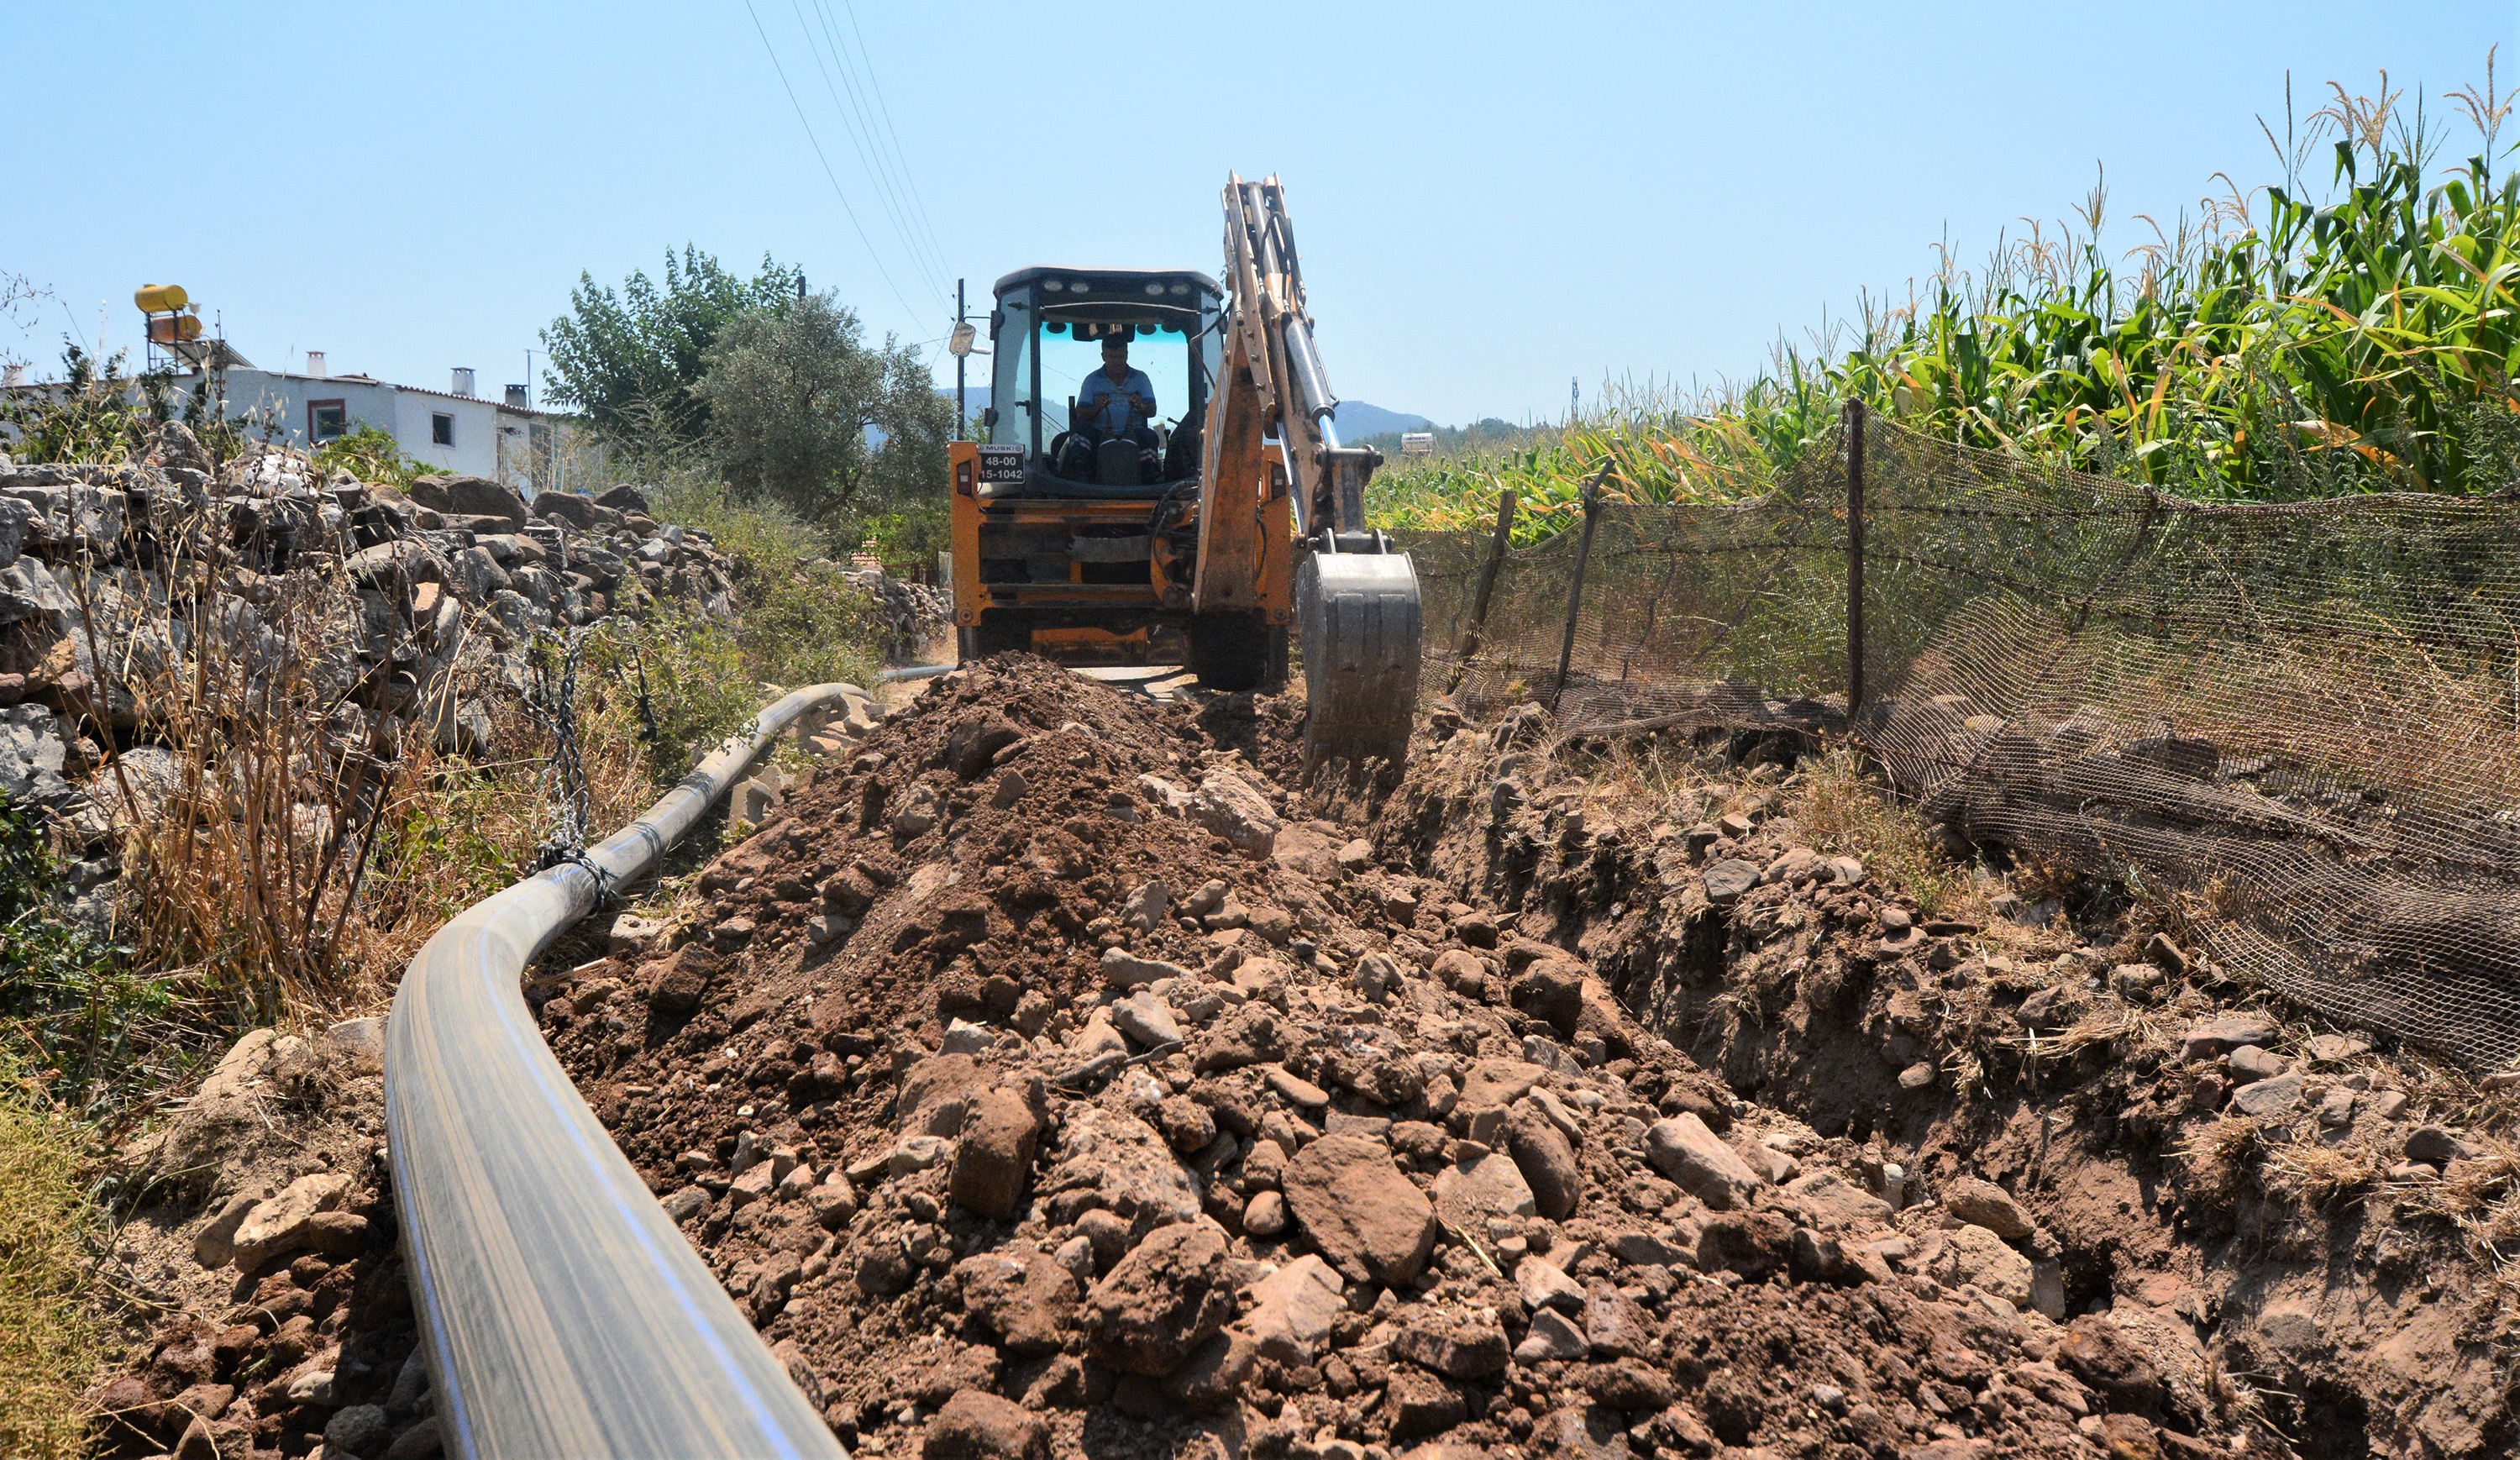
[{"xmin": 1188, "ymin": 611, "xmax": 1269, "ymax": 691}]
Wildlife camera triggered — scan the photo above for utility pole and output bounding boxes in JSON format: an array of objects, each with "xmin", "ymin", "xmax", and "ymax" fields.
[{"xmin": 956, "ymin": 278, "xmax": 968, "ymax": 440}]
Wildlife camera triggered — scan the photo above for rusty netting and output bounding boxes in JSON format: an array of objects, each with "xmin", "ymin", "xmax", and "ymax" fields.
[{"xmin": 1396, "ymin": 415, "xmax": 2520, "ymax": 1071}]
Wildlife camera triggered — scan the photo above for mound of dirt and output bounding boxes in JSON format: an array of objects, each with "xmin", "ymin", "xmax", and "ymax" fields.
[
  {"xmin": 536, "ymin": 656, "xmax": 2280, "ymax": 1459},
  {"xmin": 88, "ymin": 656, "xmax": 2506, "ymax": 1460}
]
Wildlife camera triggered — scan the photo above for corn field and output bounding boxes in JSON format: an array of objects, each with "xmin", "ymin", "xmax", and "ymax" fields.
[{"xmin": 1370, "ymin": 64, "xmax": 2520, "ymax": 540}]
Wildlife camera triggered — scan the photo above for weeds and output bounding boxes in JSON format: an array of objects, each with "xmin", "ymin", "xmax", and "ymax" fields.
[
  {"xmin": 0, "ymin": 1080, "xmax": 98, "ymax": 1460},
  {"xmin": 1788, "ymin": 745, "xmax": 1968, "ymax": 917},
  {"xmin": 0, "ymin": 345, "xmax": 177, "ymax": 465},
  {"xmin": 0, "ymin": 790, "xmax": 160, "ymax": 1116},
  {"xmin": 312, "ymin": 424, "xmax": 437, "ymax": 490}
]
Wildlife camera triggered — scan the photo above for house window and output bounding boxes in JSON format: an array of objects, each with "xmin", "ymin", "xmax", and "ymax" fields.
[
  {"xmin": 431, "ymin": 412, "xmax": 454, "ymax": 447},
  {"xmin": 308, "ymin": 400, "xmax": 348, "ymax": 441}
]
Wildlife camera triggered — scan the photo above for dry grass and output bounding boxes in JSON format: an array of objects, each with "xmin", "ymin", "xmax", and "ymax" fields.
[
  {"xmin": 1785, "ymin": 744, "xmax": 1969, "ymax": 917},
  {"xmin": 20, "ymin": 492, "xmax": 701, "ymax": 1115},
  {"xmin": 71, "ymin": 520, "xmax": 655, "ymax": 1039},
  {"xmin": 2261, "ymin": 1139, "xmax": 2386, "ymax": 1210},
  {"xmin": 2176, "ymin": 1114, "xmax": 2270, "ymax": 1207},
  {"xmin": 0, "ymin": 1088, "xmax": 97, "ymax": 1460}
]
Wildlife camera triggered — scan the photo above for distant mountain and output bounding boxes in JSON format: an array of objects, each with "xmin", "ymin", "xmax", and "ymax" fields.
[{"xmin": 1331, "ymin": 401, "xmax": 1431, "ymax": 439}]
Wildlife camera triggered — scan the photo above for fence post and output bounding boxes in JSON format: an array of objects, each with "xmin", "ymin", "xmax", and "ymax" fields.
[
  {"xmin": 1549, "ymin": 460, "xmax": 1613, "ymax": 716},
  {"xmin": 1451, "ymin": 487, "xmax": 1518, "ymax": 685},
  {"xmin": 1845, "ymin": 399, "xmax": 1866, "ymax": 719}
]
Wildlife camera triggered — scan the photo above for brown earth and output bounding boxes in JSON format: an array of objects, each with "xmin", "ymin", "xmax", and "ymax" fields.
[{"xmin": 84, "ymin": 656, "xmax": 2518, "ymax": 1460}]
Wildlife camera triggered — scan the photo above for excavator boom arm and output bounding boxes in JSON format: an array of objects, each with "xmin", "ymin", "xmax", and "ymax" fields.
[{"xmin": 1200, "ymin": 172, "xmax": 1421, "ymax": 780}]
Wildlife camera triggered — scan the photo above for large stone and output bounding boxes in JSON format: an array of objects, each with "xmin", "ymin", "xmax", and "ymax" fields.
[
  {"xmin": 1644, "ymin": 1114, "xmax": 1763, "ymax": 1210},
  {"xmin": 943, "ymin": 715, "xmax": 1022, "ymax": 780},
  {"xmin": 1702, "ymin": 859, "xmax": 1761, "ymax": 904},
  {"xmin": 900, "ymin": 1054, "xmax": 987, "ymax": 1136},
  {"xmin": 1942, "ymin": 1176, "xmax": 2033, "ymax": 1240},
  {"xmin": 1283, "ymin": 1135, "xmax": 1440, "ymax": 1285},
  {"xmin": 1456, "ymin": 1058, "xmax": 1546, "ymax": 1111},
  {"xmin": 1516, "ymin": 1255, "xmax": 1585, "ymax": 1314},
  {"xmin": 228, "ymin": 1172, "xmax": 353, "ymax": 1271},
  {"xmin": 1081, "ymin": 1221, "xmax": 1236, "ymax": 1376},
  {"xmin": 407, "ymin": 475, "xmax": 528, "ymax": 528},
  {"xmin": 0, "ymin": 559, "xmax": 76, "ymax": 628},
  {"xmin": 1036, "ymin": 1106, "xmax": 1202, "ymax": 1237},
  {"xmin": 1431, "ymin": 1148, "xmax": 1536, "ymax": 1236},
  {"xmin": 192, "ymin": 1188, "xmax": 266, "ymax": 1268},
  {"xmin": 1192, "ymin": 766, "xmax": 1281, "ymax": 857},
  {"xmin": 1102, "ymin": 948, "xmax": 1193, "ymax": 990},
  {"xmin": 1507, "ymin": 1104, "xmax": 1582, "ymax": 1220},
  {"xmin": 1929, "ymin": 1224, "xmax": 2034, "ymax": 1310},
  {"xmin": 645, "ymin": 944, "xmax": 721, "ymax": 1016},
  {"xmin": 1241, "ymin": 1253, "xmax": 1346, "ymax": 1363},
  {"xmin": 2228, "ymin": 1071, "xmax": 2307, "ymax": 1119},
  {"xmin": 2406, "ymin": 1126, "xmax": 2479, "ymax": 1166},
  {"xmin": 1509, "ymin": 957, "xmax": 1585, "ymax": 1035},
  {"xmin": 1111, "ymin": 990, "xmax": 1184, "ymax": 1050},
  {"xmin": 323, "ymin": 1405, "xmax": 391, "ymax": 1456},
  {"xmin": 1385, "ymin": 1368, "xmax": 1468, "ymax": 1438},
  {"xmin": 1391, "ymin": 1309, "xmax": 1510, "ymax": 1380},
  {"xmin": 950, "ymin": 1087, "xmax": 1042, "ymax": 1221},
  {"xmin": 1514, "ymin": 1307, "xmax": 1588, "ymax": 1363},
  {"xmin": 953, "ymin": 1247, "xmax": 1079, "ymax": 1354},
  {"xmin": 922, "ymin": 1389, "xmax": 1047, "ymax": 1460},
  {"xmin": 1194, "ymin": 1006, "xmax": 1284, "ymax": 1073},
  {"xmin": 2227, "ymin": 1045, "xmax": 2288, "ymax": 1084},
  {"xmin": 0, "ymin": 702, "xmax": 71, "ymax": 806},
  {"xmin": 2181, "ymin": 1013, "xmax": 2279, "ymax": 1060},
  {"xmin": 1165, "ymin": 1328, "xmax": 1261, "ymax": 1410}
]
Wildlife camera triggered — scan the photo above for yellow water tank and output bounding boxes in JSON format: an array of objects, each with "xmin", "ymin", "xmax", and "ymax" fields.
[
  {"xmin": 134, "ymin": 284, "xmax": 189, "ymax": 313},
  {"xmin": 146, "ymin": 314, "xmax": 205, "ymax": 343}
]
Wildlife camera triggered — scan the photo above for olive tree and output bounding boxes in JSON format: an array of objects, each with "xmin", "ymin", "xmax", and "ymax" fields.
[{"xmin": 690, "ymin": 291, "xmax": 950, "ymax": 519}]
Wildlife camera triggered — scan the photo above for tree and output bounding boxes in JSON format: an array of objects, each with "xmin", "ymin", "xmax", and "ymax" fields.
[
  {"xmin": 691, "ymin": 291, "xmax": 951, "ymax": 519},
  {"xmin": 539, "ymin": 246, "xmax": 800, "ymax": 451}
]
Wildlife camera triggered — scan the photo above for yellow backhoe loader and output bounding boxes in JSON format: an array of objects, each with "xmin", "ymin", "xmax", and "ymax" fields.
[{"xmin": 946, "ymin": 174, "xmax": 1420, "ymax": 777}]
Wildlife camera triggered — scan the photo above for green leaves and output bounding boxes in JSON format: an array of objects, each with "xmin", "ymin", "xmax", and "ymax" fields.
[
  {"xmin": 1378, "ymin": 126, "xmax": 2520, "ymax": 539},
  {"xmin": 688, "ymin": 290, "xmax": 951, "ymax": 518},
  {"xmin": 538, "ymin": 245, "xmax": 803, "ymax": 452}
]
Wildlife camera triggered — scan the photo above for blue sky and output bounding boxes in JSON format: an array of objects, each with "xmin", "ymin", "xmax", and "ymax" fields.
[{"xmin": 5, "ymin": 3, "xmax": 2511, "ymax": 425}]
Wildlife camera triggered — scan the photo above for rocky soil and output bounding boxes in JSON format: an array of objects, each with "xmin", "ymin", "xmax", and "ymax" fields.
[
  {"xmin": 0, "ymin": 424, "xmax": 751, "ymax": 935},
  {"xmin": 83, "ymin": 657, "xmax": 2518, "ymax": 1460}
]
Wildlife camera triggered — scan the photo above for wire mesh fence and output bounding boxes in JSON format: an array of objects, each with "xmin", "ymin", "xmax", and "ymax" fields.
[{"xmin": 1398, "ymin": 412, "xmax": 2520, "ymax": 1072}]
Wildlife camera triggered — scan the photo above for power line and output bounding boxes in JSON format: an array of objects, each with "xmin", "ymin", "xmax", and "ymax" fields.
[
  {"xmin": 800, "ymin": 0, "xmax": 948, "ymax": 290},
  {"xmin": 740, "ymin": 0, "xmax": 931, "ymax": 328},
  {"xmin": 790, "ymin": 0, "xmax": 952, "ymax": 302},
  {"xmin": 825, "ymin": 0, "xmax": 955, "ymax": 292}
]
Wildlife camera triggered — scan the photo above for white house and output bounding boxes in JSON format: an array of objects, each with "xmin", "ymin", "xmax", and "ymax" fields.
[
  {"xmin": 194, "ymin": 363, "xmax": 596, "ymax": 494},
  {"xmin": 4, "ymin": 354, "xmax": 600, "ymax": 497}
]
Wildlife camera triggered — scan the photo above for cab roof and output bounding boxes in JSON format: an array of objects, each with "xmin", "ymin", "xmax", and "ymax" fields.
[{"xmin": 992, "ymin": 265, "xmax": 1222, "ymax": 299}]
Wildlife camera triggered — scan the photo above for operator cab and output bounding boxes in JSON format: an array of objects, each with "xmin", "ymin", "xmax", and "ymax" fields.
[{"xmin": 984, "ymin": 267, "xmax": 1224, "ymax": 498}]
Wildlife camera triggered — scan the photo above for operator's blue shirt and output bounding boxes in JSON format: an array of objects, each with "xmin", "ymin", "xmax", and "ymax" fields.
[{"xmin": 1076, "ymin": 366, "xmax": 1156, "ymax": 437}]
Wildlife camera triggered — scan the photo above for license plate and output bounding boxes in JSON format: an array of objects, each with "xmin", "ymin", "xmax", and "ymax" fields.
[{"xmin": 978, "ymin": 446, "xmax": 1025, "ymax": 484}]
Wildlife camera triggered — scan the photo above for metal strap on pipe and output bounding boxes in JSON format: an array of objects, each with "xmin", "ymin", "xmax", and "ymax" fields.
[{"xmin": 386, "ymin": 684, "xmax": 866, "ymax": 1460}]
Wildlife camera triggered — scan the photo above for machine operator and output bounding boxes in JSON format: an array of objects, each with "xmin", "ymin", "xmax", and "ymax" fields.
[{"xmin": 1075, "ymin": 333, "xmax": 1159, "ymax": 451}]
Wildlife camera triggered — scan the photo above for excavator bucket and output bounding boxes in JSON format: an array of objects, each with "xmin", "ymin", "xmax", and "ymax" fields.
[{"xmin": 1297, "ymin": 548, "xmax": 1421, "ymax": 782}]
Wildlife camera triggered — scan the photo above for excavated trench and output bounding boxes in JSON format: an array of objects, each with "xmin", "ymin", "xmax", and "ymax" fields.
[
  {"xmin": 88, "ymin": 657, "xmax": 2516, "ymax": 1460},
  {"xmin": 1378, "ymin": 710, "xmax": 2517, "ymax": 1460}
]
